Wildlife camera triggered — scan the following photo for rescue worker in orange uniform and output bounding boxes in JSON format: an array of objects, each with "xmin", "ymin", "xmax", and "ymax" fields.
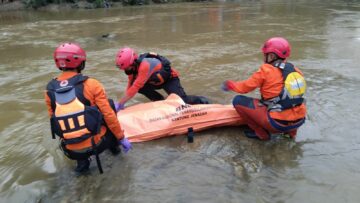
[
  {"xmin": 45, "ymin": 43, "xmax": 132, "ymax": 173},
  {"xmin": 222, "ymin": 37, "xmax": 307, "ymax": 140},
  {"xmin": 114, "ymin": 47, "xmax": 210, "ymax": 111}
]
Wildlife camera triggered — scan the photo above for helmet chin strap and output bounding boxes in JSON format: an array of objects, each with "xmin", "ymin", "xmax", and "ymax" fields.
[
  {"xmin": 124, "ymin": 62, "xmax": 139, "ymax": 75},
  {"xmin": 265, "ymin": 53, "xmax": 285, "ymax": 66},
  {"xmin": 125, "ymin": 66, "xmax": 136, "ymax": 75},
  {"xmin": 77, "ymin": 61, "xmax": 86, "ymax": 73}
]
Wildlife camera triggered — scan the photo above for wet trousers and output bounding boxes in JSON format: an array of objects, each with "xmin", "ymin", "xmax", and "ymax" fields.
[
  {"xmin": 61, "ymin": 99, "xmax": 119, "ymax": 160},
  {"xmin": 232, "ymin": 95, "xmax": 303, "ymax": 140}
]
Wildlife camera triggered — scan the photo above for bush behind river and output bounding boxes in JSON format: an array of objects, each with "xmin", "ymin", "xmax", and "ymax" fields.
[{"xmin": 0, "ymin": 0, "xmax": 210, "ymax": 10}]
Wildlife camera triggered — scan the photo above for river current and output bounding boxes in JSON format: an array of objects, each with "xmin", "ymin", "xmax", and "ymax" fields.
[{"xmin": 0, "ymin": 0, "xmax": 360, "ymax": 202}]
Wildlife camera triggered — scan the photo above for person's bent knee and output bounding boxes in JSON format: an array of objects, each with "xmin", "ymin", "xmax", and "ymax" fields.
[
  {"xmin": 184, "ymin": 95, "xmax": 210, "ymax": 104},
  {"xmin": 232, "ymin": 95, "xmax": 256, "ymax": 109}
]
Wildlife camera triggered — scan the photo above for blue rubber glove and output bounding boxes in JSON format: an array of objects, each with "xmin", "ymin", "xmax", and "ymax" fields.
[
  {"xmin": 119, "ymin": 138, "xmax": 132, "ymax": 153},
  {"xmin": 221, "ymin": 81, "xmax": 230, "ymax": 92},
  {"xmin": 115, "ymin": 103, "xmax": 125, "ymax": 112},
  {"xmin": 221, "ymin": 80, "xmax": 236, "ymax": 92}
]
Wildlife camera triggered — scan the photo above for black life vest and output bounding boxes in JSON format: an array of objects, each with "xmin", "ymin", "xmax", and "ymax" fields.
[
  {"xmin": 136, "ymin": 52, "xmax": 171, "ymax": 71},
  {"xmin": 262, "ymin": 62, "xmax": 306, "ymax": 111},
  {"xmin": 47, "ymin": 74, "xmax": 107, "ymax": 174},
  {"xmin": 46, "ymin": 74, "xmax": 103, "ymax": 144},
  {"xmin": 134, "ymin": 52, "xmax": 172, "ymax": 86}
]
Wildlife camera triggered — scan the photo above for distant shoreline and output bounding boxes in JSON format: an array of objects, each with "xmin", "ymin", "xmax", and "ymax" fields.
[
  {"xmin": 0, "ymin": 0, "xmax": 208, "ymax": 11},
  {"xmin": 0, "ymin": 1, "xmax": 123, "ymax": 11}
]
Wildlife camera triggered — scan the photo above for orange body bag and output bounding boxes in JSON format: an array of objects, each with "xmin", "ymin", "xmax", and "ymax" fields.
[{"xmin": 117, "ymin": 94, "xmax": 245, "ymax": 142}]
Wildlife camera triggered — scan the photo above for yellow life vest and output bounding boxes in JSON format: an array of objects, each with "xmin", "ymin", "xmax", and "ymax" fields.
[{"xmin": 263, "ymin": 62, "xmax": 306, "ymax": 111}]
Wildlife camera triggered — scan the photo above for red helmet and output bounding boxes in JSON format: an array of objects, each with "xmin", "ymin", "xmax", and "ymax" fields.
[
  {"xmin": 53, "ymin": 43, "xmax": 86, "ymax": 69},
  {"xmin": 115, "ymin": 47, "xmax": 138, "ymax": 70},
  {"xmin": 261, "ymin": 37, "xmax": 291, "ymax": 59}
]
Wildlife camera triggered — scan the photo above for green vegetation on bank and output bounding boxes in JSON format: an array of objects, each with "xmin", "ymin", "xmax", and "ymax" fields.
[
  {"xmin": 0, "ymin": 0, "xmax": 204, "ymax": 10},
  {"xmin": 23, "ymin": 0, "xmax": 113, "ymax": 9}
]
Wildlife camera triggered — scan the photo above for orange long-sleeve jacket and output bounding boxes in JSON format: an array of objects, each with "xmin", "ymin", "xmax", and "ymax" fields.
[
  {"xmin": 229, "ymin": 63, "xmax": 307, "ymax": 121},
  {"xmin": 45, "ymin": 72, "xmax": 124, "ymax": 151}
]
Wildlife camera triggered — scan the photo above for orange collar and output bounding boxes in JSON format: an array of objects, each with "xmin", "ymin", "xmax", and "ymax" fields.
[{"xmin": 57, "ymin": 71, "xmax": 78, "ymax": 81}]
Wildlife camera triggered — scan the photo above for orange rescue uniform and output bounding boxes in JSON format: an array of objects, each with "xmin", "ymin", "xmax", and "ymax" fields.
[
  {"xmin": 228, "ymin": 63, "xmax": 307, "ymax": 121},
  {"xmin": 122, "ymin": 58, "xmax": 179, "ymax": 103}
]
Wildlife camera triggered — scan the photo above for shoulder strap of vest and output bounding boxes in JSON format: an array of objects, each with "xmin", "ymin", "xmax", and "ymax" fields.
[
  {"xmin": 277, "ymin": 63, "xmax": 304, "ymax": 109},
  {"xmin": 46, "ymin": 78, "xmax": 58, "ymax": 112},
  {"xmin": 132, "ymin": 53, "xmax": 151, "ymax": 74},
  {"xmin": 263, "ymin": 62, "xmax": 303, "ymax": 111},
  {"xmin": 136, "ymin": 52, "xmax": 171, "ymax": 71},
  {"xmin": 136, "ymin": 53, "xmax": 149, "ymax": 64},
  {"xmin": 67, "ymin": 74, "xmax": 89, "ymax": 86},
  {"xmin": 72, "ymin": 74, "xmax": 90, "ymax": 106},
  {"xmin": 274, "ymin": 62, "xmax": 296, "ymax": 80},
  {"xmin": 47, "ymin": 74, "xmax": 88, "ymax": 91},
  {"xmin": 46, "ymin": 74, "xmax": 90, "ymax": 111},
  {"xmin": 281, "ymin": 62, "xmax": 296, "ymax": 80}
]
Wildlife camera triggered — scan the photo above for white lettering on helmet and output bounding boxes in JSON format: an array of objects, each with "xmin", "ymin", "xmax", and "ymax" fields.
[
  {"xmin": 73, "ymin": 54, "xmax": 85, "ymax": 59},
  {"xmin": 56, "ymin": 54, "xmax": 68, "ymax": 59},
  {"xmin": 59, "ymin": 60, "xmax": 66, "ymax": 67}
]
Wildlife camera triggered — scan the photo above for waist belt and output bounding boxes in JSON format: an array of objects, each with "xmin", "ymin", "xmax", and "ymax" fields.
[
  {"xmin": 273, "ymin": 118, "xmax": 304, "ymax": 125},
  {"xmin": 267, "ymin": 114, "xmax": 305, "ymax": 132}
]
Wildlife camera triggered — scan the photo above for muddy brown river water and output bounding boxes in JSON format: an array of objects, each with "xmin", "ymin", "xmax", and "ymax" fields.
[{"xmin": 0, "ymin": 0, "xmax": 360, "ymax": 202}]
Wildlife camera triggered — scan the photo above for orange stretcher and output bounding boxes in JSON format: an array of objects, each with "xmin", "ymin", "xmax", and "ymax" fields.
[{"xmin": 117, "ymin": 94, "xmax": 245, "ymax": 142}]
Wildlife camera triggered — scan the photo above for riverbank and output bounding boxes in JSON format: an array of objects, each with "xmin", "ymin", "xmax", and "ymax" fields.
[
  {"xmin": 0, "ymin": 1, "xmax": 123, "ymax": 11},
  {"xmin": 0, "ymin": 0, "xmax": 206, "ymax": 11},
  {"xmin": 0, "ymin": 1, "xmax": 25, "ymax": 11}
]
